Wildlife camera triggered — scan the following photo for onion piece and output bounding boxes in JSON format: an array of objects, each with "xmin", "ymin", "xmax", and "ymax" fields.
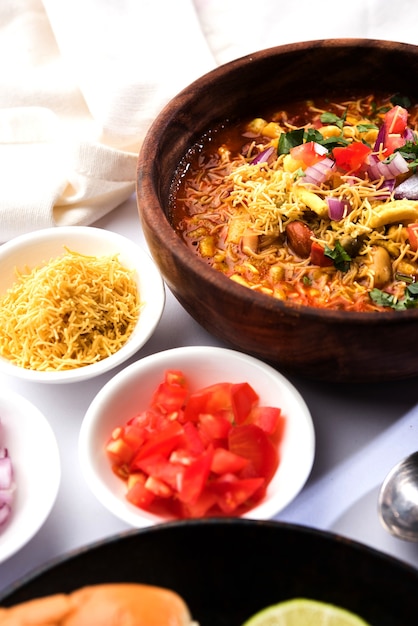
[
  {"xmin": 394, "ymin": 173, "xmax": 418, "ymax": 200},
  {"xmin": 0, "ymin": 453, "xmax": 13, "ymax": 489},
  {"xmin": 368, "ymin": 152, "xmax": 409, "ymax": 180},
  {"xmin": 0, "ymin": 503, "xmax": 11, "ymax": 526},
  {"xmin": 327, "ymin": 197, "xmax": 351, "ymax": 221},
  {"xmin": 251, "ymin": 145, "xmax": 275, "ymax": 165},
  {"xmin": 303, "ymin": 157, "xmax": 336, "ymax": 185},
  {"xmin": 0, "ymin": 422, "xmax": 15, "ymax": 528}
]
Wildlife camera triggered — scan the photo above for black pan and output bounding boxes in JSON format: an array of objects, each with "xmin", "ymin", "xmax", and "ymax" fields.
[{"xmin": 1, "ymin": 519, "xmax": 417, "ymax": 625}]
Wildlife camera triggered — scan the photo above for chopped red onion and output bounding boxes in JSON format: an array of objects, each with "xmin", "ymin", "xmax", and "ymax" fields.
[
  {"xmin": 394, "ymin": 173, "xmax": 418, "ymax": 200},
  {"xmin": 368, "ymin": 152, "xmax": 409, "ymax": 180},
  {"xmin": 0, "ymin": 453, "xmax": 12, "ymax": 490},
  {"xmin": 327, "ymin": 197, "xmax": 352, "ymax": 220},
  {"xmin": 251, "ymin": 145, "xmax": 275, "ymax": 165},
  {"xmin": 303, "ymin": 157, "xmax": 336, "ymax": 185},
  {"xmin": 373, "ymin": 125, "xmax": 386, "ymax": 151},
  {"xmin": 0, "ymin": 422, "xmax": 15, "ymax": 528},
  {"xmin": 0, "ymin": 503, "xmax": 11, "ymax": 526}
]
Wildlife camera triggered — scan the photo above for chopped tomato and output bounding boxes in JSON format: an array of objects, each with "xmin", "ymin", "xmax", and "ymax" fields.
[
  {"xmin": 151, "ymin": 369, "xmax": 188, "ymax": 414},
  {"xmin": 384, "ymin": 133, "xmax": 406, "ymax": 156},
  {"xmin": 332, "ymin": 142, "xmax": 372, "ymax": 173},
  {"xmin": 130, "ymin": 421, "xmax": 184, "ymax": 465},
  {"xmin": 231, "ymin": 382, "xmax": 259, "ymax": 424},
  {"xmin": 310, "ymin": 241, "xmax": 334, "ymax": 267},
  {"xmin": 290, "ymin": 141, "xmax": 326, "ymax": 167},
  {"xmin": 228, "ymin": 423, "xmax": 279, "ymax": 482},
  {"xmin": 105, "ymin": 371, "xmax": 285, "ymax": 519},
  {"xmin": 198, "ymin": 412, "xmax": 232, "ymax": 442},
  {"xmin": 126, "ymin": 473, "xmax": 155, "ymax": 509},
  {"xmin": 177, "ymin": 446, "xmax": 214, "ymax": 504},
  {"xmin": 247, "ymin": 405, "xmax": 282, "ymax": 435},
  {"xmin": 210, "ymin": 447, "xmax": 249, "ymax": 474},
  {"xmin": 209, "ymin": 474, "xmax": 266, "ymax": 514},
  {"xmin": 407, "ymin": 223, "xmax": 418, "ymax": 251},
  {"xmin": 183, "ymin": 382, "xmax": 233, "ymax": 422},
  {"xmin": 384, "ymin": 105, "xmax": 408, "ymax": 135}
]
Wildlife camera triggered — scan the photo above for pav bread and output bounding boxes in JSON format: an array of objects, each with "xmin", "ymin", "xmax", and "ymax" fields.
[{"xmin": 0, "ymin": 583, "xmax": 197, "ymax": 625}]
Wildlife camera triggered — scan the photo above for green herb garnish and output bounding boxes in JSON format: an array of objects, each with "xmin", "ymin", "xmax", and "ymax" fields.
[
  {"xmin": 278, "ymin": 128, "xmax": 305, "ymax": 154},
  {"xmin": 320, "ymin": 111, "xmax": 346, "ymax": 128},
  {"xmin": 324, "ymin": 241, "xmax": 351, "ymax": 272},
  {"xmin": 370, "ymin": 283, "xmax": 418, "ymax": 310}
]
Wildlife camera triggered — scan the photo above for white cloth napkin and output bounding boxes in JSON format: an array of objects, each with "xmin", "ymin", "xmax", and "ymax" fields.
[
  {"xmin": 0, "ymin": 0, "xmax": 215, "ymax": 242},
  {"xmin": 2, "ymin": 0, "xmax": 418, "ymax": 243}
]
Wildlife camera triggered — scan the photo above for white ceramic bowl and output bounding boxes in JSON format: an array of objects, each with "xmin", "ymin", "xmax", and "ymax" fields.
[
  {"xmin": 79, "ymin": 346, "xmax": 315, "ymax": 527},
  {"xmin": 0, "ymin": 390, "xmax": 61, "ymax": 563},
  {"xmin": 0, "ymin": 226, "xmax": 165, "ymax": 383}
]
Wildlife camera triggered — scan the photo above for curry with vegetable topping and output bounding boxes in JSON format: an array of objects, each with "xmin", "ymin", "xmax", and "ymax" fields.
[{"xmin": 170, "ymin": 94, "xmax": 418, "ymax": 311}]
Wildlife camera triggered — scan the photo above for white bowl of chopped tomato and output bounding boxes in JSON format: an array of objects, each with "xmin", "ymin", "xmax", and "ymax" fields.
[
  {"xmin": 0, "ymin": 226, "xmax": 165, "ymax": 383},
  {"xmin": 79, "ymin": 346, "xmax": 315, "ymax": 525}
]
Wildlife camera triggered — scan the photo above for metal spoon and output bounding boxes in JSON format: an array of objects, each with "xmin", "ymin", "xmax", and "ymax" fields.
[{"xmin": 378, "ymin": 451, "xmax": 418, "ymax": 542}]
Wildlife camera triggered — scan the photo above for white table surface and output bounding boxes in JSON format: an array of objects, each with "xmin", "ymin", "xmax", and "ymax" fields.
[{"xmin": 1, "ymin": 194, "xmax": 418, "ymax": 594}]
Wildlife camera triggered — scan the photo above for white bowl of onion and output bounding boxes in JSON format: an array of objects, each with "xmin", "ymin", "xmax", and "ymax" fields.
[
  {"xmin": 0, "ymin": 390, "xmax": 60, "ymax": 563},
  {"xmin": 0, "ymin": 226, "xmax": 165, "ymax": 384}
]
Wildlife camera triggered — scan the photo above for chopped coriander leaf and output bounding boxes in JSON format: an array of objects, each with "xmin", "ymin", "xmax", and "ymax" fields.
[
  {"xmin": 302, "ymin": 275, "xmax": 312, "ymax": 286},
  {"xmin": 357, "ymin": 123, "xmax": 378, "ymax": 133},
  {"xmin": 304, "ymin": 128, "xmax": 325, "ymax": 143},
  {"xmin": 370, "ymin": 283, "xmax": 418, "ymax": 310},
  {"xmin": 324, "ymin": 241, "xmax": 351, "ymax": 272},
  {"xmin": 397, "ymin": 140, "xmax": 418, "ymax": 168},
  {"xmin": 277, "ymin": 128, "xmax": 305, "ymax": 154},
  {"xmin": 319, "ymin": 135, "xmax": 350, "ymax": 150},
  {"xmin": 320, "ymin": 111, "xmax": 346, "ymax": 128}
]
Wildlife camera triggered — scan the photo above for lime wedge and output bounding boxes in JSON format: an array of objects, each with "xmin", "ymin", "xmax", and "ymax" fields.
[{"xmin": 242, "ymin": 598, "xmax": 371, "ymax": 626}]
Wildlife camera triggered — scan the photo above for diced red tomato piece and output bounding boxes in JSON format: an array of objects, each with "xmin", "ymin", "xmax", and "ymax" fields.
[
  {"xmin": 183, "ymin": 382, "xmax": 233, "ymax": 422},
  {"xmin": 130, "ymin": 421, "xmax": 184, "ymax": 465},
  {"xmin": 106, "ymin": 437, "xmax": 133, "ymax": 466},
  {"xmin": 384, "ymin": 133, "xmax": 406, "ymax": 156},
  {"xmin": 177, "ymin": 446, "xmax": 214, "ymax": 505},
  {"xmin": 198, "ymin": 412, "xmax": 232, "ymax": 442},
  {"xmin": 332, "ymin": 142, "xmax": 372, "ymax": 173},
  {"xmin": 132, "ymin": 453, "xmax": 184, "ymax": 491},
  {"xmin": 407, "ymin": 223, "xmax": 418, "ymax": 252},
  {"xmin": 209, "ymin": 474, "xmax": 265, "ymax": 514},
  {"xmin": 126, "ymin": 473, "xmax": 155, "ymax": 509},
  {"xmin": 231, "ymin": 382, "xmax": 259, "ymax": 424},
  {"xmin": 210, "ymin": 447, "xmax": 249, "ymax": 474},
  {"xmin": 181, "ymin": 421, "xmax": 206, "ymax": 455},
  {"xmin": 290, "ymin": 141, "xmax": 326, "ymax": 167},
  {"xmin": 122, "ymin": 423, "xmax": 147, "ymax": 449},
  {"xmin": 228, "ymin": 423, "xmax": 279, "ymax": 482},
  {"xmin": 151, "ymin": 369, "xmax": 188, "ymax": 414},
  {"xmin": 145, "ymin": 475, "xmax": 174, "ymax": 498},
  {"xmin": 310, "ymin": 241, "xmax": 334, "ymax": 267},
  {"xmin": 179, "ymin": 489, "xmax": 218, "ymax": 518},
  {"xmin": 384, "ymin": 105, "xmax": 408, "ymax": 135},
  {"xmin": 247, "ymin": 405, "xmax": 282, "ymax": 435}
]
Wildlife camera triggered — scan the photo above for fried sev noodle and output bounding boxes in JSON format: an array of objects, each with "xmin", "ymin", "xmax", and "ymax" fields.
[
  {"xmin": 0, "ymin": 249, "xmax": 141, "ymax": 371},
  {"xmin": 173, "ymin": 96, "xmax": 418, "ymax": 311}
]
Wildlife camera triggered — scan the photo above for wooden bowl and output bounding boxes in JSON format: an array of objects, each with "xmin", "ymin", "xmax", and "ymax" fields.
[{"xmin": 137, "ymin": 39, "xmax": 418, "ymax": 382}]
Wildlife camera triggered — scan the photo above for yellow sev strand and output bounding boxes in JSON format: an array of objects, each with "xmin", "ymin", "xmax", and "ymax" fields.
[{"xmin": 0, "ymin": 249, "xmax": 141, "ymax": 371}]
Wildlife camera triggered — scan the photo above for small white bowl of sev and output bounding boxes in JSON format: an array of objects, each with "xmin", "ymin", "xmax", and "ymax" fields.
[{"xmin": 0, "ymin": 226, "xmax": 165, "ymax": 383}]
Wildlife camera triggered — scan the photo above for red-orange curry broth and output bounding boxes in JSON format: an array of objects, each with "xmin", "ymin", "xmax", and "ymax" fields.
[{"xmin": 170, "ymin": 94, "xmax": 418, "ymax": 312}]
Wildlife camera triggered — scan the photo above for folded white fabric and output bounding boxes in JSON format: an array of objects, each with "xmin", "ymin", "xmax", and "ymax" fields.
[
  {"xmin": 0, "ymin": 0, "xmax": 215, "ymax": 242},
  {"xmin": 195, "ymin": 0, "xmax": 418, "ymax": 66}
]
